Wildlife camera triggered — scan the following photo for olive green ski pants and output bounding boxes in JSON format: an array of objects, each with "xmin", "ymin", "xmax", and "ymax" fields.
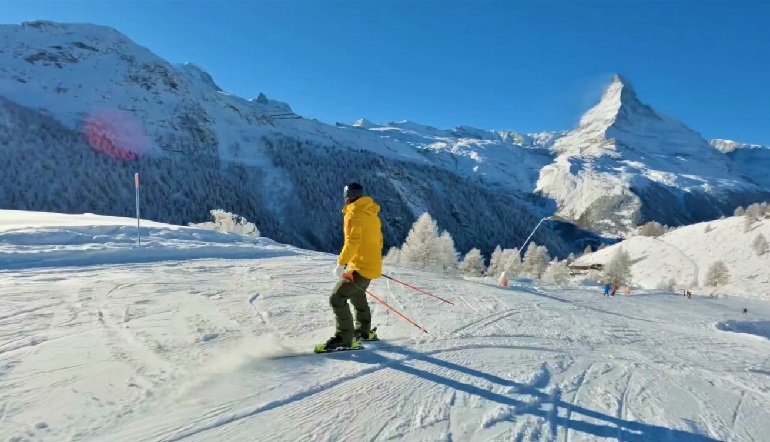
[{"xmin": 329, "ymin": 271, "xmax": 371, "ymax": 345}]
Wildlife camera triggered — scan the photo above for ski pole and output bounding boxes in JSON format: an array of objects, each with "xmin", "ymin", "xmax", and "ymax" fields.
[
  {"xmin": 382, "ymin": 274, "xmax": 454, "ymax": 305},
  {"xmin": 347, "ymin": 278, "xmax": 428, "ymax": 334},
  {"xmin": 365, "ymin": 288, "xmax": 428, "ymax": 334}
]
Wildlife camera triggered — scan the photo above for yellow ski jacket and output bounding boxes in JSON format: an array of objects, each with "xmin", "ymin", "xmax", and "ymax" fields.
[{"xmin": 337, "ymin": 196, "xmax": 383, "ymax": 280}]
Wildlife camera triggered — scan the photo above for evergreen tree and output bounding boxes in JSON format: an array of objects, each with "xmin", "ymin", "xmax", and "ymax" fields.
[
  {"xmin": 436, "ymin": 230, "xmax": 459, "ymax": 272},
  {"xmin": 603, "ymin": 248, "xmax": 632, "ymax": 286},
  {"xmin": 500, "ymin": 248, "xmax": 522, "ymax": 276},
  {"xmin": 744, "ymin": 212, "xmax": 756, "ymax": 232},
  {"xmin": 746, "ymin": 203, "xmax": 763, "ymax": 220},
  {"xmin": 522, "ymin": 243, "xmax": 550, "ymax": 279},
  {"xmin": 656, "ymin": 277, "xmax": 677, "ymax": 291},
  {"xmin": 383, "ymin": 246, "xmax": 401, "ymax": 264},
  {"xmin": 399, "ymin": 212, "xmax": 441, "ymax": 269},
  {"xmin": 459, "ymin": 248, "xmax": 486, "ymax": 277},
  {"xmin": 189, "ymin": 209, "xmax": 260, "ymax": 237},
  {"xmin": 543, "ymin": 259, "xmax": 570, "ymax": 284},
  {"xmin": 704, "ymin": 261, "xmax": 730, "ymax": 286},
  {"xmin": 487, "ymin": 245, "xmax": 503, "ymax": 276},
  {"xmin": 637, "ymin": 221, "xmax": 667, "ymax": 237},
  {"xmin": 752, "ymin": 233, "xmax": 768, "ymax": 256}
]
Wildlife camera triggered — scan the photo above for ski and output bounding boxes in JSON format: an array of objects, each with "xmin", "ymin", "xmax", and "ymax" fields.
[
  {"xmin": 313, "ymin": 340, "xmax": 365, "ymax": 354},
  {"xmin": 313, "ymin": 327, "xmax": 380, "ymax": 354}
]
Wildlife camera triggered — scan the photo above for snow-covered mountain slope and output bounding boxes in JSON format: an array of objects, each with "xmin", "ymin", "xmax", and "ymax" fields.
[
  {"xmin": 2, "ymin": 211, "xmax": 770, "ymax": 442},
  {"xmin": 1, "ymin": 20, "xmax": 768, "ymax": 251},
  {"xmin": 0, "ymin": 20, "xmax": 581, "ymax": 258},
  {"xmin": 573, "ymin": 215, "xmax": 770, "ymax": 301},
  {"xmin": 535, "ymin": 75, "xmax": 770, "ymax": 234},
  {"xmin": 0, "ymin": 20, "xmax": 556, "ymax": 191},
  {"xmin": 337, "ymin": 119, "xmax": 562, "ymax": 191},
  {"xmin": 711, "ymin": 139, "xmax": 770, "ymax": 189}
]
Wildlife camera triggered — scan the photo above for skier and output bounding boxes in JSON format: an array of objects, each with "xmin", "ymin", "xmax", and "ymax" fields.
[
  {"xmin": 603, "ymin": 283, "xmax": 610, "ymax": 297},
  {"xmin": 610, "ymin": 285, "xmax": 617, "ymax": 296},
  {"xmin": 743, "ymin": 308, "xmax": 748, "ymax": 314},
  {"xmin": 320, "ymin": 182, "xmax": 384, "ymax": 352}
]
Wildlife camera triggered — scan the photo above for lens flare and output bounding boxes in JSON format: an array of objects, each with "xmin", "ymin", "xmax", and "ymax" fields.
[{"xmin": 83, "ymin": 110, "xmax": 149, "ymax": 160}]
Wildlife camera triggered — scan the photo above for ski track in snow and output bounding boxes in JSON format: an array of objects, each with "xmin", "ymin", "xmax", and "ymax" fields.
[
  {"xmin": 2, "ymin": 222, "xmax": 770, "ymax": 441},
  {"xmin": 3, "ymin": 262, "xmax": 769, "ymax": 442},
  {"xmin": 651, "ymin": 237, "xmax": 701, "ymax": 287}
]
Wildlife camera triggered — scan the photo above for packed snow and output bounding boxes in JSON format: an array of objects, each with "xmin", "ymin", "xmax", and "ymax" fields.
[
  {"xmin": 0, "ymin": 210, "xmax": 297, "ymax": 270},
  {"xmin": 1, "ymin": 210, "xmax": 769, "ymax": 441},
  {"xmin": 573, "ymin": 214, "xmax": 770, "ymax": 301}
]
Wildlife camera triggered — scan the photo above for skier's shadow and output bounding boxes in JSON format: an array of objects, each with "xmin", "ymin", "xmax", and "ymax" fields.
[{"xmin": 327, "ymin": 344, "xmax": 723, "ymax": 442}]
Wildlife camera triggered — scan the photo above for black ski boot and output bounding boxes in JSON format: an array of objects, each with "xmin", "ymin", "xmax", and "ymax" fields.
[
  {"xmin": 314, "ymin": 334, "xmax": 362, "ymax": 353},
  {"xmin": 355, "ymin": 326, "xmax": 379, "ymax": 341}
]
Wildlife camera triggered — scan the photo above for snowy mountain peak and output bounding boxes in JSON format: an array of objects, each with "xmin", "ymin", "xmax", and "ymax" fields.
[
  {"xmin": 710, "ymin": 139, "xmax": 769, "ymax": 153},
  {"xmin": 605, "ymin": 73, "xmax": 637, "ymax": 103},
  {"xmin": 14, "ymin": 20, "xmax": 146, "ymax": 56},
  {"xmin": 575, "ymin": 73, "xmax": 659, "ymax": 133},
  {"xmin": 21, "ymin": 20, "xmax": 121, "ymax": 37},
  {"xmin": 557, "ymin": 72, "xmax": 709, "ymax": 156},
  {"xmin": 538, "ymin": 73, "xmax": 769, "ymax": 235},
  {"xmin": 352, "ymin": 118, "xmax": 381, "ymax": 128},
  {"xmin": 387, "ymin": 120, "xmax": 449, "ymax": 136},
  {"xmin": 176, "ymin": 63, "xmax": 222, "ymax": 92},
  {"xmin": 252, "ymin": 92, "xmax": 293, "ymax": 113}
]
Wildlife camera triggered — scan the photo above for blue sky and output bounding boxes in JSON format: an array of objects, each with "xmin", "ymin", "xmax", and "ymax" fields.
[{"xmin": 3, "ymin": 0, "xmax": 770, "ymax": 144}]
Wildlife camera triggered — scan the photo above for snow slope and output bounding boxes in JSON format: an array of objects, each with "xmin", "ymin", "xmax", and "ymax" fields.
[
  {"xmin": 2, "ymin": 211, "xmax": 770, "ymax": 442},
  {"xmin": 0, "ymin": 210, "xmax": 299, "ymax": 270},
  {"xmin": 573, "ymin": 215, "xmax": 770, "ymax": 301}
]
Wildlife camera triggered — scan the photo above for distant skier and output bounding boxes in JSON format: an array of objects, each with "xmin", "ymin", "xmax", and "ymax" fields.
[
  {"xmin": 610, "ymin": 285, "xmax": 617, "ymax": 296},
  {"xmin": 743, "ymin": 308, "xmax": 748, "ymax": 314},
  {"xmin": 604, "ymin": 283, "xmax": 610, "ymax": 297},
  {"xmin": 321, "ymin": 182, "xmax": 383, "ymax": 352}
]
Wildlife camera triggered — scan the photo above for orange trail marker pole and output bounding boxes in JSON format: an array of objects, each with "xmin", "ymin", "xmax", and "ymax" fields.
[{"xmin": 134, "ymin": 173, "xmax": 140, "ymax": 246}]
